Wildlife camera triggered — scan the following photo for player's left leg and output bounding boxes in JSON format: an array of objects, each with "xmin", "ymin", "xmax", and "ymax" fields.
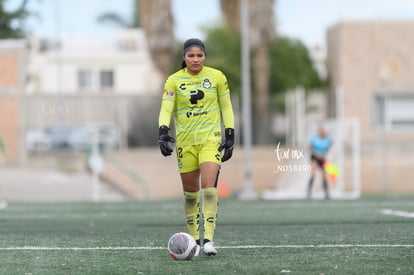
[
  {"xmin": 322, "ymin": 170, "xmax": 330, "ymax": 200},
  {"xmin": 198, "ymin": 142, "xmax": 222, "ymax": 256},
  {"xmin": 200, "ymin": 162, "xmax": 219, "ymax": 256},
  {"xmin": 319, "ymin": 159, "xmax": 330, "ymax": 199},
  {"xmin": 201, "ymin": 185, "xmax": 218, "ymax": 243},
  {"xmin": 200, "ymin": 162, "xmax": 220, "ymax": 256}
]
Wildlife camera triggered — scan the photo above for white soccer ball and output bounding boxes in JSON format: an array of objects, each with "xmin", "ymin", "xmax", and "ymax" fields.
[{"xmin": 167, "ymin": 232, "xmax": 197, "ymax": 260}]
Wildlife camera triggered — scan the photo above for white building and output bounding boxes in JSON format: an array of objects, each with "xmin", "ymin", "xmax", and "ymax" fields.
[{"xmin": 26, "ymin": 29, "xmax": 163, "ymax": 95}]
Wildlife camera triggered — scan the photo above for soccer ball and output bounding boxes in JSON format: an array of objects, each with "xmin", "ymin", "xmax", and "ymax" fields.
[{"xmin": 167, "ymin": 232, "xmax": 197, "ymax": 260}]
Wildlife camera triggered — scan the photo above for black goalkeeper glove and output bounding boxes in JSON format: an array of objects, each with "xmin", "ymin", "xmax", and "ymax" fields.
[
  {"xmin": 158, "ymin": 125, "xmax": 175, "ymax": 156},
  {"xmin": 218, "ymin": 128, "xmax": 234, "ymax": 162}
]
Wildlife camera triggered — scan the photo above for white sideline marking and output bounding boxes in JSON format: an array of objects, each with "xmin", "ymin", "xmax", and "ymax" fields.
[
  {"xmin": 0, "ymin": 246, "xmax": 165, "ymax": 251},
  {"xmin": 0, "ymin": 244, "xmax": 413, "ymax": 251},
  {"xmin": 381, "ymin": 209, "xmax": 414, "ymax": 218},
  {"xmin": 219, "ymin": 244, "xmax": 414, "ymax": 249}
]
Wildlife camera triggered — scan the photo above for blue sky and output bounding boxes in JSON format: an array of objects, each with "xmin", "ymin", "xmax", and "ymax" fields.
[{"xmin": 7, "ymin": 0, "xmax": 414, "ymax": 47}]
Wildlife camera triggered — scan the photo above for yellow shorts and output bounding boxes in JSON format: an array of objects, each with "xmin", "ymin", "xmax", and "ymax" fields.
[{"xmin": 176, "ymin": 142, "xmax": 221, "ymax": 173}]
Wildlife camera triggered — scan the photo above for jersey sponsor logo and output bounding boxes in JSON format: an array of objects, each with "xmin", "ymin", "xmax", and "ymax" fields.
[
  {"xmin": 179, "ymin": 83, "xmax": 186, "ymax": 90},
  {"xmin": 165, "ymin": 90, "xmax": 174, "ymax": 97},
  {"xmin": 180, "ymin": 80, "xmax": 207, "ymax": 91},
  {"xmin": 189, "ymin": 89, "xmax": 204, "ymax": 104},
  {"xmin": 186, "ymin": 110, "xmax": 208, "ymax": 118}
]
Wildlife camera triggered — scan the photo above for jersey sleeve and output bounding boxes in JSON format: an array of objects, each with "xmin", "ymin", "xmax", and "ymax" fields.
[
  {"xmin": 158, "ymin": 77, "xmax": 176, "ymax": 128},
  {"xmin": 217, "ymin": 72, "xmax": 235, "ymax": 129}
]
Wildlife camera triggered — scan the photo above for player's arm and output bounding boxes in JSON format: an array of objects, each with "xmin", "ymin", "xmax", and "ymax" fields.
[
  {"xmin": 217, "ymin": 73, "xmax": 234, "ymax": 129},
  {"xmin": 158, "ymin": 78, "xmax": 176, "ymax": 156},
  {"xmin": 217, "ymin": 72, "xmax": 235, "ymax": 162},
  {"xmin": 159, "ymin": 78, "xmax": 175, "ymax": 128}
]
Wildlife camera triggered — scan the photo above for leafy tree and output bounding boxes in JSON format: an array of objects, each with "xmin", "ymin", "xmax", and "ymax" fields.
[
  {"xmin": 269, "ymin": 37, "xmax": 326, "ymax": 112},
  {"xmin": 270, "ymin": 37, "xmax": 324, "ymax": 93},
  {"xmin": 0, "ymin": 0, "xmax": 32, "ymax": 39},
  {"xmin": 203, "ymin": 27, "xmax": 242, "ymax": 96}
]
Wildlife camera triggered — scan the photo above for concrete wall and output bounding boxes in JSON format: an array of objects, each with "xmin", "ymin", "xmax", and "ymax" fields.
[
  {"xmin": 327, "ymin": 20, "xmax": 414, "ymax": 194},
  {"xmin": 327, "ymin": 20, "xmax": 414, "ymax": 144}
]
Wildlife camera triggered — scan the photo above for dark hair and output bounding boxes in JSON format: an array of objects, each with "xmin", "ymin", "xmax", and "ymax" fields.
[{"xmin": 181, "ymin": 38, "xmax": 206, "ymax": 69}]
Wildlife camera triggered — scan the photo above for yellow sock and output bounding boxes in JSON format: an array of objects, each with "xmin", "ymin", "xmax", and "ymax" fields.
[
  {"xmin": 202, "ymin": 187, "xmax": 218, "ymax": 241},
  {"xmin": 183, "ymin": 191, "xmax": 200, "ymax": 242}
]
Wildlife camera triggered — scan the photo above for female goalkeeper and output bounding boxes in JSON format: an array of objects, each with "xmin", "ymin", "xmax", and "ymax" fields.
[{"xmin": 158, "ymin": 38, "xmax": 235, "ymax": 257}]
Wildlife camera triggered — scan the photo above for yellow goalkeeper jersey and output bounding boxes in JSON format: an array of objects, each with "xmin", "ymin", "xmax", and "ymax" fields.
[{"xmin": 159, "ymin": 66, "xmax": 234, "ymax": 146}]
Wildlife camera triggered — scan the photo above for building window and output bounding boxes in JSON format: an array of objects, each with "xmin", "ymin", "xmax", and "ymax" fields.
[
  {"xmin": 100, "ymin": 70, "xmax": 114, "ymax": 91},
  {"xmin": 78, "ymin": 69, "xmax": 92, "ymax": 91},
  {"xmin": 374, "ymin": 92, "xmax": 414, "ymax": 130}
]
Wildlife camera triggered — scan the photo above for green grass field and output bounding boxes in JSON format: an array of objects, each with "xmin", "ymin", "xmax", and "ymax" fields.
[{"xmin": 0, "ymin": 197, "xmax": 413, "ymax": 274}]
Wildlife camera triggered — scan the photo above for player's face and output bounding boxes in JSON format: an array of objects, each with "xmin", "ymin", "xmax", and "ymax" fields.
[
  {"xmin": 183, "ymin": 47, "xmax": 205, "ymax": 75},
  {"xmin": 319, "ymin": 127, "xmax": 326, "ymax": 137}
]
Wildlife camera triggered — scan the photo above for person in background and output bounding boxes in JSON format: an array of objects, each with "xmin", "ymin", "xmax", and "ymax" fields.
[
  {"xmin": 307, "ymin": 126, "xmax": 332, "ymax": 199},
  {"xmin": 158, "ymin": 38, "xmax": 235, "ymax": 257}
]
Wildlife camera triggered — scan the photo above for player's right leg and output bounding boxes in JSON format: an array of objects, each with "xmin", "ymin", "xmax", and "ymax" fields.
[
  {"xmin": 183, "ymin": 190, "xmax": 201, "ymax": 255},
  {"xmin": 179, "ymin": 145, "xmax": 202, "ymax": 255}
]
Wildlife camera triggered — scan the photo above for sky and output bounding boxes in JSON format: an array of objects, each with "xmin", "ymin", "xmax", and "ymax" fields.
[{"xmin": 7, "ymin": 0, "xmax": 414, "ymax": 48}]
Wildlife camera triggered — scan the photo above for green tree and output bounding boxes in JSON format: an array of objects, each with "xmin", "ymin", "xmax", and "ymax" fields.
[
  {"xmin": 204, "ymin": 27, "xmax": 242, "ymax": 96},
  {"xmin": 270, "ymin": 37, "xmax": 324, "ymax": 93},
  {"xmin": 0, "ymin": 0, "xmax": 32, "ymax": 39},
  {"xmin": 269, "ymin": 36, "xmax": 325, "ymax": 112}
]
